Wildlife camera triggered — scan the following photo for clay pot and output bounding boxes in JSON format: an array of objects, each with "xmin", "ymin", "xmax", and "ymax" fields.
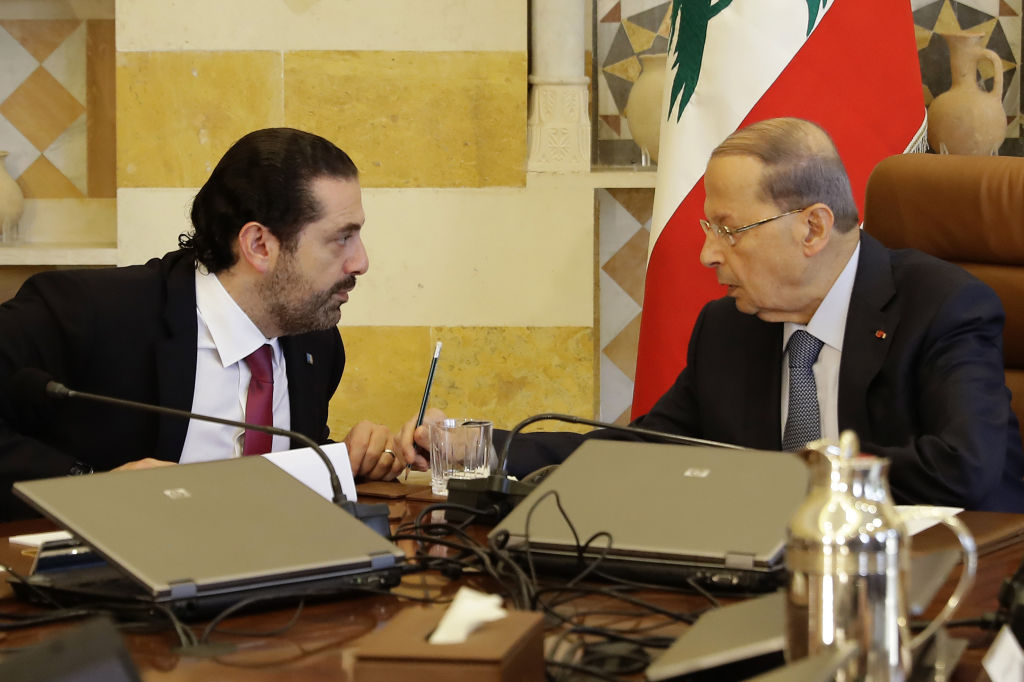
[
  {"xmin": 927, "ymin": 32, "xmax": 1006, "ymax": 155},
  {"xmin": 624, "ymin": 54, "xmax": 666, "ymax": 164}
]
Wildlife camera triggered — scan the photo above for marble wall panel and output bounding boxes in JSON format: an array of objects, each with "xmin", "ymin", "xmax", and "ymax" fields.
[
  {"xmin": 327, "ymin": 325, "xmax": 596, "ymax": 438},
  {"xmin": 117, "ymin": 0, "xmax": 525, "ymax": 53},
  {"xmin": 116, "ymin": 51, "xmax": 284, "ymax": 188},
  {"xmin": 284, "ymin": 51, "xmax": 527, "ymax": 188}
]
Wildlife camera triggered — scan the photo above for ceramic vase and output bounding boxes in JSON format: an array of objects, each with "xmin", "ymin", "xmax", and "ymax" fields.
[
  {"xmin": 623, "ymin": 53, "xmax": 666, "ymax": 165},
  {"xmin": 0, "ymin": 151, "xmax": 24, "ymax": 244},
  {"xmin": 927, "ymin": 32, "xmax": 1006, "ymax": 155}
]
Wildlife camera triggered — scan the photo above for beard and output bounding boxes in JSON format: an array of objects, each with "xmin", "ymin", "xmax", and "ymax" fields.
[{"xmin": 259, "ymin": 256, "xmax": 355, "ymax": 336}]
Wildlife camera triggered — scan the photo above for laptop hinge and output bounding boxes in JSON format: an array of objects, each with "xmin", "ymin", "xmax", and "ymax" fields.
[
  {"xmin": 724, "ymin": 552, "xmax": 756, "ymax": 570},
  {"xmin": 168, "ymin": 580, "xmax": 198, "ymax": 599},
  {"xmin": 369, "ymin": 552, "xmax": 397, "ymax": 569}
]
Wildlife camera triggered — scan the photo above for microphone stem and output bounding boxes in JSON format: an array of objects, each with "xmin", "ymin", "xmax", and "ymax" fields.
[
  {"xmin": 65, "ymin": 388, "xmax": 349, "ymax": 506},
  {"xmin": 496, "ymin": 412, "xmax": 741, "ymax": 473}
]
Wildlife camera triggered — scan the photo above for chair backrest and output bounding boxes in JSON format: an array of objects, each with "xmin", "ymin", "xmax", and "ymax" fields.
[{"xmin": 863, "ymin": 153, "xmax": 1024, "ymax": 432}]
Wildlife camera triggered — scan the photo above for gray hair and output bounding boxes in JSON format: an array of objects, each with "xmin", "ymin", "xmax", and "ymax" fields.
[{"xmin": 711, "ymin": 118, "xmax": 860, "ymax": 232}]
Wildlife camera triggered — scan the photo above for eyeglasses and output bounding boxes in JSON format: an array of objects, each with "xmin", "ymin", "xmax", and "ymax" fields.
[{"xmin": 699, "ymin": 207, "xmax": 808, "ymax": 246}]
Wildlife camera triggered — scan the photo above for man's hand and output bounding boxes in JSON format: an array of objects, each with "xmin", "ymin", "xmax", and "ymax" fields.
[
  {"xmin": 112, "ymin": 458, "xmax": 177, "ymax": 472},
  {"xmin": 397, "ymin": 407, "xmax": 446, "ymax": 472},
  {"xmin": 344, "ymin": 421, "xmax": 405, "ymax": 481}
]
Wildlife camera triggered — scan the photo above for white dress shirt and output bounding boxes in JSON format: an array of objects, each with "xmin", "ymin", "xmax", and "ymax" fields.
[
  {"xmin": 179, "ymin": 268, "xmax": 291, "ymax": 463},
  {"xmin": 780, "ymin": 242, "xmax": 861, "ymax": 444}
]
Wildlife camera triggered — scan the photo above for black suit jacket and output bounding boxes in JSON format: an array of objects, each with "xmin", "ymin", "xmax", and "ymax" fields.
[
  {"xmin": 0, "ymin": 250, "xmax": 345, "ymax": 519},
  {"xmin": 507, "ymin": 233, "xmax": 1024, "ymax": 512}
]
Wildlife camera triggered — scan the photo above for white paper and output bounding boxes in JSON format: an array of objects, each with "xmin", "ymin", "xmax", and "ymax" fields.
[
  {"xmin": 8, "ymin": 529, "xmax": 73, "ymax": 547},
  {"xmin": 428, "ymin": 586, "xmax": 507, "ymax": 645},
  {"xmin": 262, "ymin": 442, "xmax": 357, "ymax": 503},
  {"xmin": 983, "ymin": 625, "xmax": 1024, "ymax": 682},
  {"xmin": 896, "ymin": 505, "xmax": 963, "ymax": 536}
]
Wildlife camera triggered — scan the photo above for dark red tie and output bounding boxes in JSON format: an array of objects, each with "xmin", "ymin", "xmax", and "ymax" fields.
[{"xmin": 242, "ymin": 344, "xmax": 274, "ymax": 455}]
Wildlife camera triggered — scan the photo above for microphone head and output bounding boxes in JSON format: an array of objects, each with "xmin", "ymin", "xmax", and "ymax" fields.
[{"xmin": 9, "ymin": 368, "xmax": 68, "ymax": 408}]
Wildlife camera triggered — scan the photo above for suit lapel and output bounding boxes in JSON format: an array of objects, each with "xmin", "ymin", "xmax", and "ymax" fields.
[
  {"xmin": 155, "ymin": 253, "xmax": 199, "ymax": 461},
  {"xmin": 743, "ymin": 320, "xmax": 784, "ymax": 449},
  {"xmin": 838, "ymin": 233, "xmax": 898, "ymax": 436},
  {"xmin": 282, "ymin": 336, "xmax": 320, "ymax": 445}
]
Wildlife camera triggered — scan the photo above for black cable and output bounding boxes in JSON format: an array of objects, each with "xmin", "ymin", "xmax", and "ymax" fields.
[
  {"xmin": 523, "ymin": 490, "xmax": 580, "ymax": 587},
  {"xmin": 389, "ymin": 529, "xmax": 527, "ymax": 606},
  {"xmin": 545, "ymin": 659, "xmax": 629, "ymax": 682},
  {"xmin": 535, "ymin": 585, "xmax": 699, "ymax": 624},
  {"xmin": 340, "ymin": 585, "xmax": 452, "ymax": 605},
  {"xmin": 0, "ymin": 609, "xmax": 96, "ymax": 630},
  {"xmin": 0, "ymin": 562, "xmax": 68, "ymax": 609},
  {"xmin": 566, "ymin": 531, "xmax": 614, "ymax": 588},
  {"xmin": 201, "ymin": 598, "xmax": 305, "ymax": 642},
  {"xmin": 589, "ymin": 567, "xmax": 721, "ymax": 608},
  {"xmin": 562, "ymin": 625, "xmax": 675, "ymax": 649},
  {"xmin": 393, "ymin": 501, "xmax": 537, "ymax": 609}
]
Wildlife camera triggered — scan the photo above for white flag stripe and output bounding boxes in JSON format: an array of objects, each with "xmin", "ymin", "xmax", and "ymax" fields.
[{"xmin": 650, "ymin": 0, "xmax": 836, "ymax": 252}]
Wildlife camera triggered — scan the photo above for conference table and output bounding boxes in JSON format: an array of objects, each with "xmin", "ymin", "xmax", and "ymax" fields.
[{"xmin": 1, "ymin": 483, "xmax": 1022, "ymax": 681}]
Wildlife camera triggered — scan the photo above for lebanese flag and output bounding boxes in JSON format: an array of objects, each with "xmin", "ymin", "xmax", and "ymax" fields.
[{"xmin": 632, "ymin": 0, "xmax": 925, "ymax": 418}]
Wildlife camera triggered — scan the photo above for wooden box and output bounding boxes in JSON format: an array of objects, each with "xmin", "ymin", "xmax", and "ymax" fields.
[{"xmin": 354, "ymin": 606, "xmax": 545, "ymax": 682}]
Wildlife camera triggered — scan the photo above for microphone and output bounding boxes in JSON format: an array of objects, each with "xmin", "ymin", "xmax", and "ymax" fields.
[
  {"xmin": 494, "ymin": 412, "xmax": 742, "ymax": 474},
  {"xmin": 446, "ymin": 411, "xmax": 741, "ymax": 523},
  {"xmin": 12, "ymin": 368, "xmax": 390, "ymax": 536}
]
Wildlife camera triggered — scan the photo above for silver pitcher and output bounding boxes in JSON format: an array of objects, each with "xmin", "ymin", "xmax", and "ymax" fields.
[{"xmin": 784, "ymin": 431, "xmax": 977, "ymax": 681}]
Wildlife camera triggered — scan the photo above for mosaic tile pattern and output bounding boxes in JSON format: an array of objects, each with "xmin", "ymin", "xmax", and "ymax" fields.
[
  {"xmin": 595, "ymin": 0, "xmax": 670, "ymax": 166},
  {"xmin": 598, "ymin": 187, "xmax": 652, "ymax": 424},
  {"xmin": 914, "ymin": 0, "xmax": 1023, "ymax": 155},
  {"xmin": 0, "ymin": 19, "xmax": 115, "ymax": 198},
  {"xmin": 594, "ymin": 1, "xmax": 1024, "ymax": 161}
]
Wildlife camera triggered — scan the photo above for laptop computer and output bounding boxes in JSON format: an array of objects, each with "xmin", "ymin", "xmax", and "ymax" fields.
[
  {"xmin": 12, "ymin": 456, "xmax": 405, "ymax": 618},
  {"xmin": 489, "ymin": 440, "xmax": 809, "ymax": 591}
]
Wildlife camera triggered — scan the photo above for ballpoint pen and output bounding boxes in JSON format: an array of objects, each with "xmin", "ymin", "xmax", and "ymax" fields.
[{"xmin": 405, "ymin": 341, "xmax": 441, "ymax": 481}]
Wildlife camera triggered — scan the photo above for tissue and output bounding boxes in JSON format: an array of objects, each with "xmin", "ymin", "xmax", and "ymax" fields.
[{"xmin": 428, "ymin": 586, "xmax": 508, "ymax": 645}]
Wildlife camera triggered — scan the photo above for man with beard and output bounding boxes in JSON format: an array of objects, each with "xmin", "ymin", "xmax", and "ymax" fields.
[{"xmin": 0, "ymin": 128, "xmax": 404, "ymax": 520}]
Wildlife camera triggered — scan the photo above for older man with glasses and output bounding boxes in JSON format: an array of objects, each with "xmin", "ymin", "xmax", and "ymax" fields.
[{"xmin": 410, "ymin": 117, "xmax": 1024, "ymax": 512}]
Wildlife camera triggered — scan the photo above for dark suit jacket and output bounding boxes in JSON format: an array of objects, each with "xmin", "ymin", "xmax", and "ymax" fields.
[
  {"xmin": 507, "ymin": 233, "xmax": 1024, "ymax": 512},
  {"xmin": 0, "ymin": 250, "xmax": 345, "ymax": 520}
]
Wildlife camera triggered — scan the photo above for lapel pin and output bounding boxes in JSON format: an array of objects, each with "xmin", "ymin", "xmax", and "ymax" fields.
[
  {"xmin": 306, "ymin": 353, "xmax": 314, "ymax": 365},
  {"xmin": 874, "ymin": 330, "xmax": 887, "ymax": 340}
]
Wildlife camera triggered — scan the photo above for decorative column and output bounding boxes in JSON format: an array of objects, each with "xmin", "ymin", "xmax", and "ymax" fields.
[{"xmin": 527, "ymin": 0, "xmax": 591, "ymax": 172}]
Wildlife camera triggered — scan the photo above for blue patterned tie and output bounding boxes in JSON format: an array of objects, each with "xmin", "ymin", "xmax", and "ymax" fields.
[{"xmin": 782, "ymin": 330, "xmax": 824, "ymax": 451}]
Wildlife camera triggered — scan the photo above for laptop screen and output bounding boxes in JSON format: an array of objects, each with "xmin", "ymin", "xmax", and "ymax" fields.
[
  {"xmin": 14, "ymin": 457, "xmax": 404, "ymax": 600},
  {"xmin": 490, "ymin": 441, "xmax": 808, "ymax": 583}
]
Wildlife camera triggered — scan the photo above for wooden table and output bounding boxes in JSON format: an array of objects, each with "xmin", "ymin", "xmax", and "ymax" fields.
[{"xmin": 1, "ymin": 492, "xmax": 1022, "ymax": 681}]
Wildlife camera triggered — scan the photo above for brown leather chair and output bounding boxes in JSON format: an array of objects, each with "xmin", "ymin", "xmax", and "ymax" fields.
[{"xmin": 864, "ymin": 153, "xmax": 1024, "ymax": 433}]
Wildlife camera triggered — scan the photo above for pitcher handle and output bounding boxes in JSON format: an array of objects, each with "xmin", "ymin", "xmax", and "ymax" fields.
[
  {"xmin": 979, "ymin": 48, "xmax": 1004, "ymax": 99},
  {"xmin": 909, "ymin": 513, "xmax": 978, "ymax": 650}
]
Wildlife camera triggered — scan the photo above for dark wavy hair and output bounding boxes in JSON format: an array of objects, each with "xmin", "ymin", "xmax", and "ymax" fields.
[{"xmin": 179, "ymin": 128, "xmax": 358, "ymax": 272}]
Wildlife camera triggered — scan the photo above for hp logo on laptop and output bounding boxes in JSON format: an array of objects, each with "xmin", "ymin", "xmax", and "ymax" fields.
[
  {"xmin": 683, "ymin": 468, "xmax": 710, "ymax": 478},
  {"xmin": 163, "ymin": 488, "xmax": 191, "ymax": 500}
]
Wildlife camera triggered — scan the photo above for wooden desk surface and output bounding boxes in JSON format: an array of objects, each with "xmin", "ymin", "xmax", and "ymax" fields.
[{"xmin": 1, "ymin": 496, "xmax": 1022, "ymax": 681}]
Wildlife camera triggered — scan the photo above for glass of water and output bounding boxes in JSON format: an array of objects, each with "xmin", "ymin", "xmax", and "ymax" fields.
[{"xmin": 428, "ymin": 418, "xmax": 493, "ymax": 496}]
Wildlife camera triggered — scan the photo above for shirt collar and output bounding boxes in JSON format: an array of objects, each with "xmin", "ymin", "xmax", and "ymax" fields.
[
  {"xmin": 194, "ymin": 267, "xmax": 280, "ymax": 368},
  {"xmin": 783, "ymin": 241, "xmax": 861, "ymax": 352}
]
